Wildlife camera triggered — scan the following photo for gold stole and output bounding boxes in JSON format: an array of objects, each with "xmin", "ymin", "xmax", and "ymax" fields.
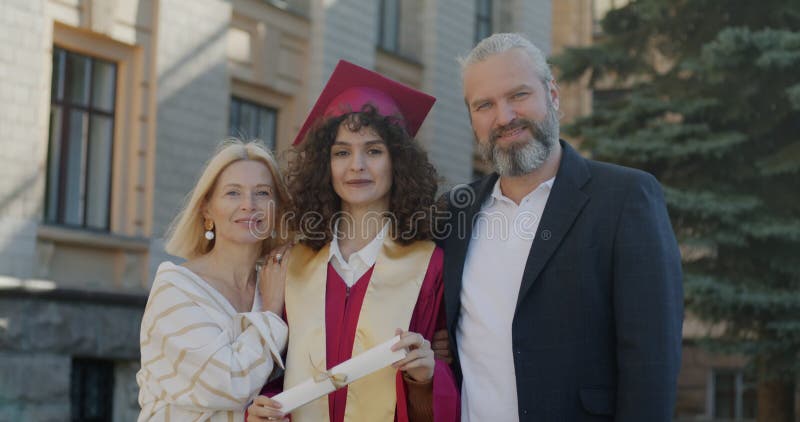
[{"xmin": 284, "ymin": 238, "xmax": 435, "ymax": 422}]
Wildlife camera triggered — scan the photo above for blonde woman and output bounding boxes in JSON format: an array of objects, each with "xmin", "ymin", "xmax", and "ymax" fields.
[{"xmin": 137, "ymin": 140, "xmax": 292, "ymax": 421}]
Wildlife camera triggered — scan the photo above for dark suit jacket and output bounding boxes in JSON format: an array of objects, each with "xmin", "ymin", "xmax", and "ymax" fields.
[{"xmin": 439, "ymin": 140, "xmax": 683, "ymax": 421}]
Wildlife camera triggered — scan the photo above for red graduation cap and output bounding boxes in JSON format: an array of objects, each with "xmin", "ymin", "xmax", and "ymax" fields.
[{"xmin": 292, "ymin": 60, "xmax": 436, "ymax": 145}]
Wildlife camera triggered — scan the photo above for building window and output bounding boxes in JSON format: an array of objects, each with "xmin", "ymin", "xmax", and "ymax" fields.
[
  {"xmin": 71, "ymin": 358, "xmax": 115, "ymax": 422},
  {"xmin": 46, "ymin": 47, "xmax": 117, "ymax": 231},
  {"xmin": 475, "ymin": 0, "xmax": 493, "ymax": 44},
  {"xmin": 711, "ymin": 369, "xmax": 757, "ymax": 419},
  {"xmin": 593, "ymin": 0, "xmax": 630, "ymax": 34},
  {"xmin": 377, "ymin": 0, "xmax": 400, "ymax": 52},
  {"xmin": 229, "ymin": 96, "xmax": 278, "ymax": 149}
]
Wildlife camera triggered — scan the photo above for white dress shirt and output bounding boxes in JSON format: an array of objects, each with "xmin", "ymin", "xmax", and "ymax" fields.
[
  {"xmin": 457, "ymin": 177, "xmax": 554, "ymax": 422},
  {"xmin": 329, "ymin": 221, "xmax": 389, "ymax": 287}
]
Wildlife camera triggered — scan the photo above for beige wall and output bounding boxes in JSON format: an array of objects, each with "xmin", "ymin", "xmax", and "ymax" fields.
[
  {"xmin": 227, "ymin": 0, "xmax": 311, "ymax": 151},
  {"xmin": 1, "ymin": 0, "xmax": 160, "ymax": 291}
]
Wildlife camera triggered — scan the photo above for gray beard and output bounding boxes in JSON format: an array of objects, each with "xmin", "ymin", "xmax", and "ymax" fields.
[{"xmin": 476, "ymin": 103, "xmax": 560, "ymax": 177}]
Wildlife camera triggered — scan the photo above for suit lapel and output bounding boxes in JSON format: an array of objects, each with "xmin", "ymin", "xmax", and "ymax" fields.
[
  {"xmin": 444, "ymin": 174, "xmax": 498, "ymax": 332},
  {"xmin": 515, "ymin": 141, "xmax": 590, "ymax": 309}
]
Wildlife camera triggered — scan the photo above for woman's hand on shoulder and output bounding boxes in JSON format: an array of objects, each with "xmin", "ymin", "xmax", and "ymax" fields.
[{"xmin": 259, "ymin": 243, "xmax": 293, "ymax": 315}]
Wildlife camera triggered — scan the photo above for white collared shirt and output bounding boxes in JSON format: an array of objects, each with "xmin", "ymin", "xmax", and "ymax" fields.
[
  {"xmin": 457, "ymin": 177, "xmax": 555, "ymax": 422},
  {"xmin": 329, "ymin": 221, "xmax": 389, "ymax": 287}
]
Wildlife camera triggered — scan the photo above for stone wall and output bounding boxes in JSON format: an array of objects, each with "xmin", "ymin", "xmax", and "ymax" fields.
[{"xmin": 0, "ymin": 294, "xmax": 143, "ymax": 421}]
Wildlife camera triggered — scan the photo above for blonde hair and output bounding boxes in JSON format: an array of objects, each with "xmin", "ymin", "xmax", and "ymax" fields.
[{"xmin": 164, "ymin": 139, "xmax": 291, "ymax": 260}]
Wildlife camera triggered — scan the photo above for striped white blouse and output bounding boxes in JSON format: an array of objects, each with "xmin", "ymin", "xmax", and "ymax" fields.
[{"xmin": 136, "ymin": 262, "xmax": 287, "ymax": 421}]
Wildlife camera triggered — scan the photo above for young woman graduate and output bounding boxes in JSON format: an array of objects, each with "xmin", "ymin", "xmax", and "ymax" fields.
[{"xmin": 246, "ymin": 60, "xmax": 459, "ymax": 422}]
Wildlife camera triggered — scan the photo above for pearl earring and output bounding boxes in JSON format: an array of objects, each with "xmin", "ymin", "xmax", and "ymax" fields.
[{"xmin": 204, "ymin": 219, "xmax": 215, "ymax": 240}]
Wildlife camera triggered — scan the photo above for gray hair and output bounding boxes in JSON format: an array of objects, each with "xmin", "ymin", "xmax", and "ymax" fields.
[{"xmin": 459, "ymin": 33, "xmax": 553, "ymax": 83}]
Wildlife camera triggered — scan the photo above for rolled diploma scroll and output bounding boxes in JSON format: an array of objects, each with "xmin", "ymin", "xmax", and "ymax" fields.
[{"xmin": 273, "ymin": 335, "xmax": 406, "ymax": 414}]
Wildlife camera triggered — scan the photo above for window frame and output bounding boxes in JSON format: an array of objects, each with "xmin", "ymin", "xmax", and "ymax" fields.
[
  {"xmin": 474, "ymin": 0, "xmax": 493, "ymax": 44},
  {"xmin": 228, "ymin": 96, "xmax": 279, "ymax": 149},
  {"xmin": 708, "ymin": 367, "xmax": 757, "ymax": 420},
  {"xmin": 44, "ymin": 22, "xmax": 149, "ymax": 240},
  {"xmin": 70, "ymin": 357, "xmax": 115, "ymax": 422},
  {"xmin": 377, "ymin": 0, "xmax": 400, "ymax": 53},
  {"xmin": 46, "ymin": 47, "xmax": 118, "ymax": 232}
]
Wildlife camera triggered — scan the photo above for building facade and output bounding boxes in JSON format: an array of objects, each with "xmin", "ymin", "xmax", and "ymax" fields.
[
  {"xmin": 4, "ymin": 1, "xmax": 784, "ymax": 421},
  {"xmin": 0, "ymin": 0, "xmax": 552, "ymax": 420}
]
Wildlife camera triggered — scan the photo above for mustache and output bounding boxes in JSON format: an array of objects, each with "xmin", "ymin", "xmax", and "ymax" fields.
[{"xmin": 489, "ymin": 119, "xmax": 536, "ymax": 144}]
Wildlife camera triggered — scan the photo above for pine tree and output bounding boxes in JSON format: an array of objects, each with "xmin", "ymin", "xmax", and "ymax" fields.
[{"xmin": 552, "ymin": 1, "xmax": 800, "ymax": 420}]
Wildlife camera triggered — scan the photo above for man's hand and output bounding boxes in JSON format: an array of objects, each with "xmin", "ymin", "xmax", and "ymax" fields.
[{"xmin": 431, "ymin": 329, "xmax": 452, "ymax": 364}]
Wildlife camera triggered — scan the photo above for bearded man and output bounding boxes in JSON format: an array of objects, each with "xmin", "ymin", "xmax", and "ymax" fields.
[{"xmin": 434, "ymin": 33, "xmax": 684, "ymax": 422}]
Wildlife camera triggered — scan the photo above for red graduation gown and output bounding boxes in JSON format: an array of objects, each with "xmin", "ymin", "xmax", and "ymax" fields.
[{"xmin": 253, "ymin": 246, "xmax": 459, "ymax": 422}]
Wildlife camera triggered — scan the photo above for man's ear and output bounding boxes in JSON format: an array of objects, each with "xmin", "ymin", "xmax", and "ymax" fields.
[{"xmin": 549, "ymin": 79, "xmax": 560, "ymax": 111}]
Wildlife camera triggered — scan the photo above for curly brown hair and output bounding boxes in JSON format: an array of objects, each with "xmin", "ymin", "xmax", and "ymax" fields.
[{"xmin": 285, "ymin": 104, "xmax": 439, "ymax": 250}]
